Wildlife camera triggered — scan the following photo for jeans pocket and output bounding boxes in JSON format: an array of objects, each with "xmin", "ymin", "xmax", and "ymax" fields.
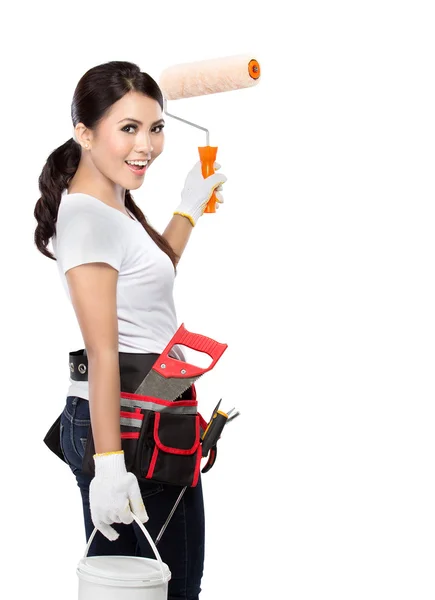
[
  {"xmin": 80, "ymin": 436, "xmax": 88, "ymax": 453},
  {"xmin": 60, "ymin": 396, "xmax": 91, "ymax": 471},
  {"xmin": 59, "ymin": 420, "xmax": 73, "ymax": 468}
]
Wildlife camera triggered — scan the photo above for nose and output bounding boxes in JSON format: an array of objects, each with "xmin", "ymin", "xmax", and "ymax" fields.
[{"xmin": 135, "ymin": 132, "xmax": 154, "ymax": 156}]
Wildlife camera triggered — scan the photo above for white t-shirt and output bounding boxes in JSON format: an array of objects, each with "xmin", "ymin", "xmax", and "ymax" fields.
[{"xmin": 52, "ymin": 189, "xmax": 185, "ymax": 400}]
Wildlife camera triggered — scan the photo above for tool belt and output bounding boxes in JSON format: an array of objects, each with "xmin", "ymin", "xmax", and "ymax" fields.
[{"xmin": 44, "ymin": 349, "xmax": 218, "ymax": 488}]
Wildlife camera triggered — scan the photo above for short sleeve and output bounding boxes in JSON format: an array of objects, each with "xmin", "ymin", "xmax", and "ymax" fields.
[{"xmin": 54, "ymin": 199, "xmax": 125, "ymax": 274}]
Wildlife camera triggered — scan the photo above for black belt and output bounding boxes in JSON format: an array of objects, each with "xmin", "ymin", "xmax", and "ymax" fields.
[
  {"xmin": 69, "ymin": 349, "xmax": 191, "ymax": 398},
  {"xmin": 69, "ymin": 349, "xmax": 160, "ymax": 394}
]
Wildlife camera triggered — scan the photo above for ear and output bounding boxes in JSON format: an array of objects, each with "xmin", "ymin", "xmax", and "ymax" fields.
[{"xmin": 75, "ymin": 122, "xmax": 93, "ymax": 148}]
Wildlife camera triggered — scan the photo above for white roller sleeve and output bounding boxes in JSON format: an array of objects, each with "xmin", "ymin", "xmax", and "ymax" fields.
[{"xmin": 159, "ymin": 54, "xmax": 260, "ymax": 100}]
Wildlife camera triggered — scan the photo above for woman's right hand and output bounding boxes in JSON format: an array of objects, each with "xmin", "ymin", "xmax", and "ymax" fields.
[{"xmin": 89, "ymin": 450, "xmax": 149, "ymax": 541}]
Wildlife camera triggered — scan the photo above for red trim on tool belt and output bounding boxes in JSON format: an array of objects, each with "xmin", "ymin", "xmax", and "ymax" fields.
[
  {"xmin": 146, "ymin": 446, "xmax": 159, "ymax": 479},
  {"xmin": 153, "ymin": 413, "xmax": 200, "ymax": 455},
  {"xmin": 121, "ymin": 391, "xmax": 198, "ymax": 408},
  {"xmin": 120, "ymin": 410, "xmax": 144, "ymax": 420},
  {"xmin": 121, "ymin": 432, "xmax": 140, "ymax": 439}
]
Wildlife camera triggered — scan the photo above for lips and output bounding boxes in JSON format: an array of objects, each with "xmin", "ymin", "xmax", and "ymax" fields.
[{"xmin": 125, "ymin": 161, "xmax": 147, "ymax": 176}]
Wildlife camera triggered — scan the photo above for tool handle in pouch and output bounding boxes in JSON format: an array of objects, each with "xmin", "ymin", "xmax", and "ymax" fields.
[
  {"xmin": 198, "ymin": 146, "xmax": 218, "ymax": 213},
  {"xmin": 202, "ymin": 411, "xmax": 228, "ymax": 457}
]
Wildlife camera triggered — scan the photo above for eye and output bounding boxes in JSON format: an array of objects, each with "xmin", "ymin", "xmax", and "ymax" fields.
[
  {"xmin": 121, "ymin": 123, "xmax": 165, "ymax": 134},
  {"xmin": 121, "ymin": 124, "xmax": 137, "ymax": 133}
]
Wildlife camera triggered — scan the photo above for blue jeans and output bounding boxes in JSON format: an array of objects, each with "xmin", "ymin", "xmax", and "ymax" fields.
[{"xmin": 59, "ymin": 395, "xmax": 205, "ymax": 600}]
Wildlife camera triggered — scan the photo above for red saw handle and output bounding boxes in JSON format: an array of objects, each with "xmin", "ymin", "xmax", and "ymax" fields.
[{"xmin": 154, "ymin": 323, "xmax": 228, "ymax": 379}]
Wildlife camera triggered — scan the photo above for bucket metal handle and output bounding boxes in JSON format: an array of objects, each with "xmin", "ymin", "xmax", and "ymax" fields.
[{"xmin": 83, "ymin": 514, "xmax": 167, "ymax": 581}]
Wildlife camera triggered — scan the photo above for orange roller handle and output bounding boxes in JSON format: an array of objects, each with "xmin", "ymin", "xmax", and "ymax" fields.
[{"xmin": 198, "ymin": 146, "xmax": 219, "ymax": 213}]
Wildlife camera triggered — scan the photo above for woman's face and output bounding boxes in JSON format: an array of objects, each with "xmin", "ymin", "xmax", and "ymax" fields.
[{"xmin": 80, "ymin": 91, "xmax": 165, "ymax": 191}]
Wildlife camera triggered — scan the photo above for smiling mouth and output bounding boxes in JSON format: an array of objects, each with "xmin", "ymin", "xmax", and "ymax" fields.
[
  {"xmin": 125, "ymin": 161, "xmax": 149, "ymax": 174},
  {"xmin": 125, "ymin": 159, "xmax": 148, "ymax": 166}
]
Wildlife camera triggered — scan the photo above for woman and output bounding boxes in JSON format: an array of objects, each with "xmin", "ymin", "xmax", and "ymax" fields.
[{"xmin": 34, "ymin": 60, "xmax": 227, "ymax": 600}]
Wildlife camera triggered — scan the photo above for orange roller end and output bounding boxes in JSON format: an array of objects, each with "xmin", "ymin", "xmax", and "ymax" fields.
[{"xmin": 248, "ymin": 59, "xmax": 261, "ymax": 80}]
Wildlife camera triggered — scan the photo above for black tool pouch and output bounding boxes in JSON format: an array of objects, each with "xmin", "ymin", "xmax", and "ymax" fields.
[
  {"xmin": 80, "ymin": 388, "xmax": 205, "ymax": 487},
  {"xmin": 136, "ymin": 410, "xmax": 202, "ymax": 486}
]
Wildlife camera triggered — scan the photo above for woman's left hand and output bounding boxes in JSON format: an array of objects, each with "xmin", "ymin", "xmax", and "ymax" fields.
[{"xmin": 174, "ymin": 161, "xmax": 227, "ymax": 227}]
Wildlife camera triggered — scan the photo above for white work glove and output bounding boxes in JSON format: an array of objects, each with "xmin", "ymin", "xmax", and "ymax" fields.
[
  {"xmin": 89, "ymin": 450, "xmax": 148, "ymax": 541},
  {"xmin": 174, "ymin": 161, "xmax": 227, "ymax": 227}
]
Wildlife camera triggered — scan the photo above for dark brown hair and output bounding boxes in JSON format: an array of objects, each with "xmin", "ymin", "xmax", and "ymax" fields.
[{"xmin": 33, "ymin": 60, "xmax": 179, "ymax": 270}]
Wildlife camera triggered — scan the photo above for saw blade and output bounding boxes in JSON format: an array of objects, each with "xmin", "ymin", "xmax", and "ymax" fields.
[{"xmin": 134, "ymin": 369, "xmax": 202, "ymax": 400}]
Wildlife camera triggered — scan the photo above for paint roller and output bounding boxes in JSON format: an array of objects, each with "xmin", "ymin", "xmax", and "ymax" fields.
[{"xmin": 158, "ymin": 54, "xmax": 261, "ymax": 213}]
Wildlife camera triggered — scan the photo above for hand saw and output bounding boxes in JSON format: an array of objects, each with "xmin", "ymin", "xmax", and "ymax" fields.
[{"xmin": 133, "ymin": 323, "xmax": 228, "ymax": 400}]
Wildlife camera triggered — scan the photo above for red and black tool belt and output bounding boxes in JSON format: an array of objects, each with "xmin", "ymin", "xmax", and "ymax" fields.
[{"xmin": 44, "ymin": 349, "xmax": 213, "ymax": 488}]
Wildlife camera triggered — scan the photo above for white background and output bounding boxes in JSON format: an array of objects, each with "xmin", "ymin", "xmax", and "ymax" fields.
[{"xmin": 0, "ymin": 0, "xmax": 434, "ymax": 598}]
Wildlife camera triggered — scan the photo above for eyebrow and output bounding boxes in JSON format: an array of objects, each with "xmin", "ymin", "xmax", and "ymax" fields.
[{"xmin": 117, "ymin": 117, "xmax": 165, "ymax": 126}]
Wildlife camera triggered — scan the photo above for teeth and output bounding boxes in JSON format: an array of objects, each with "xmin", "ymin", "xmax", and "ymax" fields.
[{"xmin": 126, "ymin": 160, "xmax": 148, "ymax": 166}]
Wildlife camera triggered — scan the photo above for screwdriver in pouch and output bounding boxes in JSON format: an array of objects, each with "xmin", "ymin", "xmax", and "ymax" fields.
[{"xmin": 201, "ymin": 399, "xmax": 229, "ymax": 457}]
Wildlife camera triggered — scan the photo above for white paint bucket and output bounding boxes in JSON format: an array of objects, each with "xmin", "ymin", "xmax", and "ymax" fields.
[{"xmin": 76, "ymin": 514, "xmax": 171, "ymax": 599}]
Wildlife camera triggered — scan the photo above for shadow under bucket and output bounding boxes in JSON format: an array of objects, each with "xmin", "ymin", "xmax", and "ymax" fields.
[{"xmin": 76, "ymin": 514, "xmax": 171, "ymax": 600}]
